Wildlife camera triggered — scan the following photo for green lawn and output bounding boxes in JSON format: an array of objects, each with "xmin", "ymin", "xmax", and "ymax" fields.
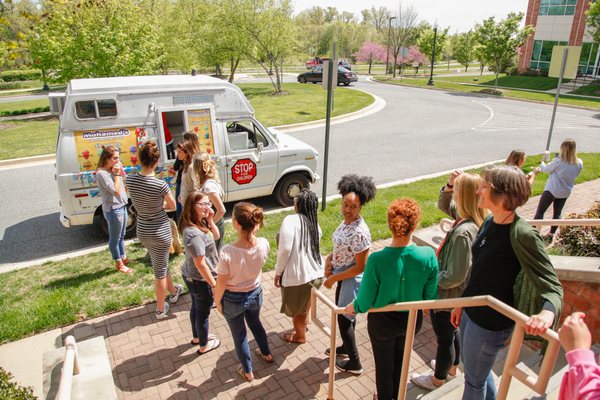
[
  {"xmin": 571, "ymin": 80, "xmax": 600, "ymax": 97},
  {"xmin": 0, "ymin": 83, "xmax": 373, "ymax": 160},
  {"xmin": 1, "ymin": 153, "xmax": 598, "ymax": 343},
  {"xmin": 0, "ymin": 118, "xmax": 58, "ymax": 160},
  {"xmin": 0, "ymin": 99, "xmax": 49, "ymax": 115},
  {"xmin": 373, "ymin": 76, "xmax": 600, "ymax": 109}
]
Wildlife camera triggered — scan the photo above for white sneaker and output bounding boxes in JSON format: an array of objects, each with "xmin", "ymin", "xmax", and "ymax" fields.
[
  {"xmin": 430, "ymin": 359, "xmax": 458, "ymax": 380},
  {"xmin": 156, "ymin": 302, "xmax": 170, "ymax": 320},
  {"xmin": 169, "ymin": 284, "xmax": 184, "ymax": 303},
  {"xmin": 411, "ymin": 373, "xmax": 443, "ymax": 391}
]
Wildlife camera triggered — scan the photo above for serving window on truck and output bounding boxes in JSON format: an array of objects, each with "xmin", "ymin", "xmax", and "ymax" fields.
[
  {"xmin": 157, "ymin": 105, "xmax": 218, "ymax": 162},
  {"xmin": 74, "ymin": 127, "xmax": 139, "ymax": 171}
]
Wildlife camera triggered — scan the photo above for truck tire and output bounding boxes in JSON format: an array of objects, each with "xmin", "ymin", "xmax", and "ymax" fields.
[
  {"xmin": 98, "ymin": 204, "xmax": 138, "ymax": 239},
  {"xmin": 274, "ymin": 173, "xmax": 310, "ymax": 207},
  {"xmin": 299, "ymin": 76, "xmax": 306, "ymax": 83}
]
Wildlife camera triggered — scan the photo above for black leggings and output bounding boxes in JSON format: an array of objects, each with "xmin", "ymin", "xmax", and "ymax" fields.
[
  {"xmin": 335, "ymin": 283, "xmax": 360, "ymax": 364},
  {"xmin": 430, "ymin": 310, "xmax": 460, "ymax": 380},
  {"xmin": 368, "ymin": 311, "xmax": 423, "ymax": 400},
  {"xmin": 534, "ymin": 190, "xmax": 567, "ymax": 234}
]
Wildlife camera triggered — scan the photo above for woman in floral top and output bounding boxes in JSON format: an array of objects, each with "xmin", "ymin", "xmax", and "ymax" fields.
[{"xmin": 323, "ymin": 174, "xmax": 376, "ymax": 376}]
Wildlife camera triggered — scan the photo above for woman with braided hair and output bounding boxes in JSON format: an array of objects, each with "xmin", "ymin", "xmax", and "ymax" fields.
[{"xmin": 274, "ymin": 189, "xmax": 324, "ymax": 344}]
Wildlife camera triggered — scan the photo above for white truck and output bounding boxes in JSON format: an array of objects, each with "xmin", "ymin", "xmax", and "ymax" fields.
[{"xmin": 51, "ymin": 75, "xmax": 319, "ymax": 236}]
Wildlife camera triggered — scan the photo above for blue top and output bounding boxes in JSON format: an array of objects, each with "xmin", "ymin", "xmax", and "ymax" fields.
[{"xmin": 540, "ymin": 157, "xmax": 583, "ymax": 198}]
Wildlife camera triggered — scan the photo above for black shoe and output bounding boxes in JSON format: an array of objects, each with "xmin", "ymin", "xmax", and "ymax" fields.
[
  {"xmin": 335, "ymin": 359, "xmax": 363, "ymax": 375},
  {"xmin": 325, "ymin": 345, "xmax": 348, "ymax": 357}
]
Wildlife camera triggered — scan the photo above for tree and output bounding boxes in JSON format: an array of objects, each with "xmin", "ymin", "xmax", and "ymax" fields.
[
  {"xmin": 586, "ymin": 0, "xmax": 600, "ymax": 44},
  {"xmin": 454, "ymin": 31, "xmax": 477, "ymax": 72},
  {"xmin": 396, "ymin": 45, "xmax": 427, "ymax": 75},
  {"xmin": 0, "ymin": 0, "xmax": 38, "ymax": 70},
  {"xmin": 354, "ymin": 42, "xmax": 386, "ymax": 74},
  {"xmin": 30, "ymin": 0, "xmax": 162, "ymax": 82},
  {"xmin": 360, "ymin": 6, "xmax": 392, "ymax": 31},
  {"xmin": 238, "ymin": 0, "xmax": 298, "ymax": 93},
  {"xmin": 474, "ymin": 12, "xmax": 534, "ymax": 87},
  {"xmin": 389, "ymin": 4, "xmax": 419, "ymax": 78},
  {"xmin": 417, "ymin": 26, "xmax": 449, "ymax": 65}
]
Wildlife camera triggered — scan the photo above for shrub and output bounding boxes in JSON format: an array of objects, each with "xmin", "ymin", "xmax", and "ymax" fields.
[
  {"xmin": 0, "ymin": 367, "xmax": 36, "ymax": 400},
  {"xmin": 0, "ymin": 70, "xmax": 42, "ymax": 82},
  {"xmin": 0, "ymin": 81, "xmax": 24, "ymax": 90},
  {"xmin": 554, "ymin": 202, "xmax": 600, "ymax": 257},
  {"xmin": 0, "ymin": 107, "xmax": 50, "ymax": 117}
]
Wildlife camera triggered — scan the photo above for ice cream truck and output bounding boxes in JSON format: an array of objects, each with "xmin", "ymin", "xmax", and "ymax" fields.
[{"xmin": 51, "ymin": 75, "xmax": 319, "ymax": 236}]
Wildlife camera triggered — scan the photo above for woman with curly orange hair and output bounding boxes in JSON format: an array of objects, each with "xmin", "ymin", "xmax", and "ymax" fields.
[{"xmin": 344, "ymin": 198, "xmax": 438, "ymax": 400}]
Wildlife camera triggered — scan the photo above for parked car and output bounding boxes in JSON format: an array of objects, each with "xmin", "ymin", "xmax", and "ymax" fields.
[
  {"xmin": 297, "ymin": 66, "xmax": 358, "ymax": 86},
  {"xmin": 338, "ymin": 59, "xmax": 352, "ymax": 70}
]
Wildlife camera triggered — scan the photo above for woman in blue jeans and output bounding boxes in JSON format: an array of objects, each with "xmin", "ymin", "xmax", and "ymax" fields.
[
  {"xmin": 95, "ymin": 145, "xmax": 133, "ymax": 274},
  {"xmin": 179, "ymin": 191, "xmax": 221, "ymax": 354},
  {"xmin": 450, "ymin": 166, "xmax": 563, "ymax": 400},
  {"xmin": 214, "ymin": 202, "xmax": 273, "ymax": 381}
]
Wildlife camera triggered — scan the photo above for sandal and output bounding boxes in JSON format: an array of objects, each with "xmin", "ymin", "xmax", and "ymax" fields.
[
  {"xmin": 116, "ymin": 264, "xmax": 134, "ymax": 274},
  {"xmin": 190, "ymin": 334, "xmax": 217, "ymax": 346},
  {"xmin": 237, "ymin": 365, "xmax": 253, "ymax": 381},
  {"xmin": 254, "ymin": 348, "xmax": 274, "ymax": 363},
  {"xmin": 281, "ymin": 331, "xmax": 306, "ymax": 344},
  {"xmin": 121, "ymin": 257, "xmax": 129, "ymax": 265},
  {"xmin": 196, "ymin": 338, "xmax": 221, "ymax": 355}
]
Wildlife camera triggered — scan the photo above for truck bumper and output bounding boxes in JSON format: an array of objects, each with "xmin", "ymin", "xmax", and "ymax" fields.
[
  {"xmin": 311, "ymin": 173, "xmax": 320, "ymax": 184},
  {"xmin": 59, "ymin": 211, "xmax": 71, "ymax": 228}
]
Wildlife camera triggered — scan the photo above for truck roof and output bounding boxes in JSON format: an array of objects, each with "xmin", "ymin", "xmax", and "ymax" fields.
[{"xmin": 68, "ymin": 75, "xmax": 232, "ymax": 94}]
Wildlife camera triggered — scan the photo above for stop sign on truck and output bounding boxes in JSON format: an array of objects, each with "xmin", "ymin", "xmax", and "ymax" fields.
[{"xmin": 231, "ymin": 158, "xmax": 257, "ymax": 185}]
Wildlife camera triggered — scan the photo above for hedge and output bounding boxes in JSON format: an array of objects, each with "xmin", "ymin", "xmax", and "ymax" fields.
[
  {"xmin": 0, "ymin": 106, "xmax": 50, "ymax": 117},
  {"xmin": 0, "ymin": 81, "xmax": 23, "ymax": 90},
  {"xmin": 0, "ymin": 70, "xmax": 42, "ymax": 82}
]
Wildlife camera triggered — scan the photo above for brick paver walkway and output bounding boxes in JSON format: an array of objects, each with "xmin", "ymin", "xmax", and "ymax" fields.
[{"xmin": 60, "ymin": 180, "xmax": 599, "ymax": 400}]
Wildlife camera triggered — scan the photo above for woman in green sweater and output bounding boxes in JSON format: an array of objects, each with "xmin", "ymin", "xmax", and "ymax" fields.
[{"xmin": 344, "ymin": 198, "xmax": 438, "ymax": 400}]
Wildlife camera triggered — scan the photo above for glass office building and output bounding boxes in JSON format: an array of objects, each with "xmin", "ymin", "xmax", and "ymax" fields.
[{"xmin": 518, "ymin": 0, "xmax": 599, "ymax": 77}]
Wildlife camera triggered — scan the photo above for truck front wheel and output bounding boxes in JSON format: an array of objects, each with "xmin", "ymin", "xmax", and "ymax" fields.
[
  {"xmin": 98, "ymin": 204, "xmax": 138, "ymax": 239},
  {"xmin": 274, "ymin": 173, "xmax": 310, "ymax": 207}
]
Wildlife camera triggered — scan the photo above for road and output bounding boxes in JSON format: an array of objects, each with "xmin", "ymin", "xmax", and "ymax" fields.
[{"xmin": 1, "ymin": 76, "xmax": 599, "ymax": 266}]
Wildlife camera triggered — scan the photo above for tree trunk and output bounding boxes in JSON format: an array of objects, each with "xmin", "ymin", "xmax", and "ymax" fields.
[
  {"xmin": 368, "ymin": 62, "xmax": 372, "ymax": 75},
  {"xmin": 215, "ymin": 63, "xmax": 222, "ymax": 77},
  {"xmin": 494, "ymin": 63, "xmax": 500, "ymax": 88},
  {"xmin": 447, "ymin": 59, "xmax": 450, "ymax": 70},
  {"xmin": 480, "ymin": 64, "xmax": 484, "ymax": 75},
  {"xmin": 228, "ymin": 58, "xmax": 240, "ymax": 83}
]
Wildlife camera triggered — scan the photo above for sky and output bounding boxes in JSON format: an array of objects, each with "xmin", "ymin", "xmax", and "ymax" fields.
[{"xmin": 292, "ymin": 0, "xmax": 528, "ymax": 33}]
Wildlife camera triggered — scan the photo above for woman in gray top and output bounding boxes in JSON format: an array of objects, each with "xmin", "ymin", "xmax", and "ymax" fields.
[
  {"xmin": 178, "ymin": 191, "xmax": 221, "ymax": 354},
  {"xmin": 96, "ymin": 145, "xmax": 132, "ymax": 274}
]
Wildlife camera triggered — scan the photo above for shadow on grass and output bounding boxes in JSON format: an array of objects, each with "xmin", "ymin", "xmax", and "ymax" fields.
[
  {"xmin": 44, "ymin": 268, "xmax": 115, "ymax": 289},
  {"xmin": 239, "ymin": 86, "xmax": 275, "ymax": 99}
]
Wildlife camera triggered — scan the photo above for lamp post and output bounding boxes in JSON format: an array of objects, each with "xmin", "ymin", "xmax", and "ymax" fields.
[
  {"xmin": 427, "ymin": 26, "xmax": 438, "ymax": 86},
  {"xmin": 385, "ymin": 16, "xmax": 396, "ymax": 75}
]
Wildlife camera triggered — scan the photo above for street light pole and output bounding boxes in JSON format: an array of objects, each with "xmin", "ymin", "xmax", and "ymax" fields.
[
  {"xmin": 427, "ymin": 26, "xmax": 438, "ymax": 86},
  {"xmin": 385, "ymin": 16, "xmax": 396, "ymax": 75}
]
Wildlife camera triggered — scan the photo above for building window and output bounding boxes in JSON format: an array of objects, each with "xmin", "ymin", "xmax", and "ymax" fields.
[
  {"xmin": 539, "ymin": 0, "xmax": 577, "ymax": 16},
  {"xmin": 529, "ymin": 40, "xmax": 568, "ymax": 71},
  {"xmin": 578, "ymin": 42, "xmax": 599, "ymax": 74}
]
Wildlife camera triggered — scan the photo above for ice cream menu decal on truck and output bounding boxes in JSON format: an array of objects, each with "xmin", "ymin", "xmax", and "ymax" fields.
[
  {"xmin": 74, "ymin": 127, "xmax": 139, "ymax": 171},
  {"xmin": 187, "ymin": 109, "xmax": 215, "ymax": 154}
]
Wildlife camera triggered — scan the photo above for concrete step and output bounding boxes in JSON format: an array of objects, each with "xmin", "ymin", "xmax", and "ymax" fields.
[{"xmin": 43, "ymin": 336, "xmax": 117, "ymax": 400}]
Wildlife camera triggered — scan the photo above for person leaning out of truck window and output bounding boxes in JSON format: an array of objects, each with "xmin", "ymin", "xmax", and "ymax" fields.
[
  {"xmin": 173, "ymin": 132, "xmax": 200, "ymax": 222},
  {"xmin": 126, "ymin": 141, "xmax": 183, "ymax": 319},
  {"xmin": 190, "ymin": 152, "xmax": 226, "ymax": 250},
  {"xmin": 95, "ymin": 145, "xmax": 133, "ymax": 274}
]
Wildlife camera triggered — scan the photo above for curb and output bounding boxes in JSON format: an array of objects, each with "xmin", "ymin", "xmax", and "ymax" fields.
[{"xmin": 0, "ymin": 153, "xmax": 54, "ymax": 167}]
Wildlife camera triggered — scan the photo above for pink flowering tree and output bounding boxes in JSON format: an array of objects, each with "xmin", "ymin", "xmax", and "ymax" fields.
[
  {"xmin": 354, "ymin": 42, "xmax": 387, "ymax": 75},
  {"xmin": 396, "ymin": 45, "xmax": 428, "ymax": 75}
]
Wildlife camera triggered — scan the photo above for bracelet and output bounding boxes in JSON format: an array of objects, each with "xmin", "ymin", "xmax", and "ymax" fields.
[{"xmin": 446, "ymin": 182, "xmax": 454, "ymax": 189}]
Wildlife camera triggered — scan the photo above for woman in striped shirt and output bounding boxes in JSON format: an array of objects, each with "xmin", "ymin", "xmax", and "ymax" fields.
[{"xmin": 126, "ymin": 141, "xmax": 183, "ymax": 319}]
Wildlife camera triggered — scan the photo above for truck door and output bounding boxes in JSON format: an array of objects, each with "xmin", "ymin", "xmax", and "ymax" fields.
[{"xmin": 222, "ymin": 119, "xmax": 278, "ymax": 203}]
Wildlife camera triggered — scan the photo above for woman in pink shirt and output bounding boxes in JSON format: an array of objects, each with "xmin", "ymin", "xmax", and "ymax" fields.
[
  {"xmin": 214, "ymin": 202, "xmax": 273, "ymax": 381},
  {"xmin": 559, "ymin": 311, "xmax": 600, "ymax": 400}
]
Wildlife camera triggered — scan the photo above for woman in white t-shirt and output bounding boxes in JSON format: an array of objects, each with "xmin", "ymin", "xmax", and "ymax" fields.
[
  {"xmin": 274, "ymin": 189, "xmax": 324, "ymax": 344},
  {"xmin": 95, "ymin": 145, "xmax": 132, "ymax": 274},
  {"xmin": 214, "ymin": 202, "xmax": 273, "ymax": 381}
]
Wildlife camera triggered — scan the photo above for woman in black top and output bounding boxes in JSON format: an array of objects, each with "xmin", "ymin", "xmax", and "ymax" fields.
[{"xmin": 450, "ymin": 165, "xmax": 562, "ymax": 400}]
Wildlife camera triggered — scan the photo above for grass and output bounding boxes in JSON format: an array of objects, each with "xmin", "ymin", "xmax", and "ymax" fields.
[
  {"xmin": 0, "ymin": 118, "xmax": 58, "ymax": 160},
  {"xmin": 238, "ymin": 82, "xmax": 373, "ymax": 126},
  {"xmin": 571, "ymin": 80, "xmax": 600, "ymax": 97},
  {"xmin": 0, "ymin": 83, "xmax": 373, "ymax": 160},
  {"xmin": 0, "ymin": 99, "xmax": 49, "ymax": 113},
  {"xmin": 373, "ymin": 75, "xmax": 600, "ymax": 109},
  {"xmin": 1, "ymin": 152, "xmax": 599, "ymax": 343}
]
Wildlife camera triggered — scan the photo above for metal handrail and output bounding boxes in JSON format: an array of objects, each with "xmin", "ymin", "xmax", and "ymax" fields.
[
  {"xmin": 526, "ymin": 218, "xmax": 600, "ymax": 230},
  {"xmin": 310, "ymin": 290, "xmax": 560, "ymax": 400},
  {"xmin": 56, "ymin": 335, "xmax": 81, "ymax": 400}
]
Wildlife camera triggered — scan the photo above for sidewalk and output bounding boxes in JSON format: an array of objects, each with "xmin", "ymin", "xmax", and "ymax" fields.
[{"xmin": 1, "ymin": 179, "xmax": 598, "ymax": 399}]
